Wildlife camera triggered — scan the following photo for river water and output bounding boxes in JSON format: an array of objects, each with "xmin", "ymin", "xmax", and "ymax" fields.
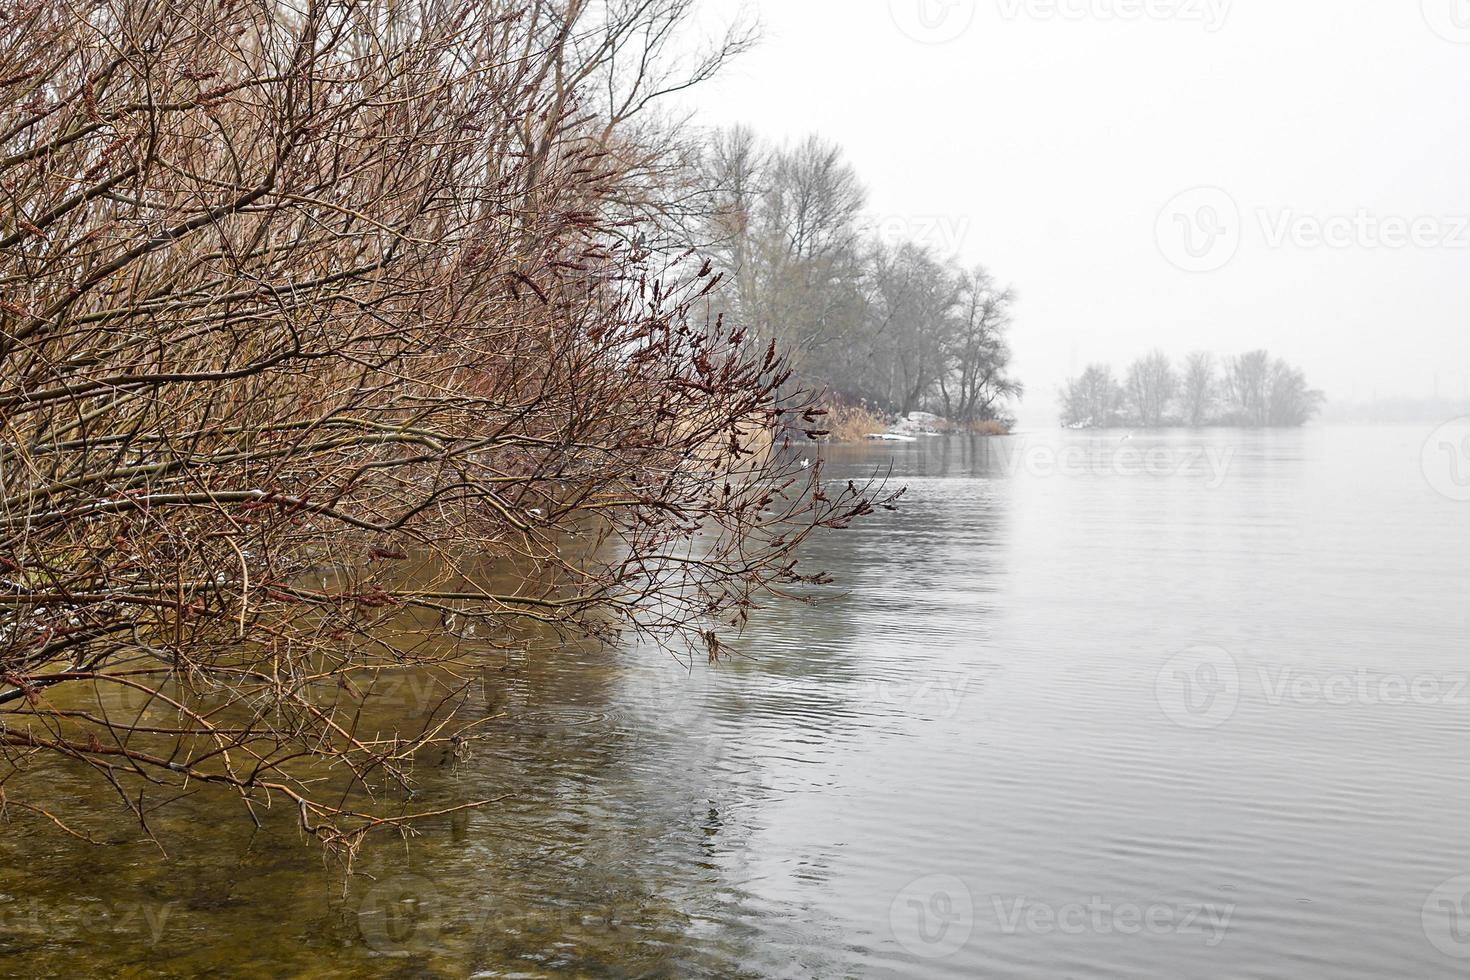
[{"xmin": 4, "ymin": 425, "xmax": 1470, "ymax": 978}]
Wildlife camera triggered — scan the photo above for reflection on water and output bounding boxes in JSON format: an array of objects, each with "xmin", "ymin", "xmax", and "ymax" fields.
[{"xmin": 4, "ymin": 426, "xmax": 1470, "ymax": 978}]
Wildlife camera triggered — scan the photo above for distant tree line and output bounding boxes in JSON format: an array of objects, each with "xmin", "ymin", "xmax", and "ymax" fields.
[
  {"xmin": 696, "ymin": 128, "xmax": 1022, "ymax": 424},
  {"xmin": 1060, "ymin": 350, "xmax": 1324, "ymax": 428}
]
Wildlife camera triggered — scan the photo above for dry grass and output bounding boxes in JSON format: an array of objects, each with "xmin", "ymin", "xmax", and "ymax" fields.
[
  {"xmin": 823, "ymin": 402, "xmax": 890, "ymax": 443},
  {"xmin": 959, "ymin": 419, "xmax": 1012, "ymax": 436},
  {"xmin": 819, "ymin": 404, "xmax": 1013, "ymax": 442}
]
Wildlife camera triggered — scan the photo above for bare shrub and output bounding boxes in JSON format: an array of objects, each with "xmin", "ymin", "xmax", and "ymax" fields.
[{"xmin": 0, "ymin": 0, "xmax": 889, "ymax": 855}]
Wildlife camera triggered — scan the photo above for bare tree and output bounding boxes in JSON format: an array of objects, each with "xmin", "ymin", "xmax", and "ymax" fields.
[
  {"xmin": 1060, "ymin": 365, "xmax": 1124, "ymax": 428},
  {"xmin": 754, "ymin": 135, "xmax": 868, "ymax": 363},
  {"xmin": 700, "ymin": 124, "xmax": 768, "ymax": 322},
  {"xmin": 1267, "ymin": 359, "xmax": 1326, "ymax": 426},
  {"xmin": 939, "ymin": 267, "xmax": 1022, "ymax": 423},
  {"xmin": 1181, "ymin": 352, "xmax": 1218, "ymax": 428},
  {"xmin": 1125, "ymin": 349, "xmax": 1179, "ymax": 428},
  {"xmin": 864, "ymin": 243, "xmax": 958, "ymax": 415},
  {"xmin": 1226, "ymin": 350, "xmax": 1273, "ymax": 426}
]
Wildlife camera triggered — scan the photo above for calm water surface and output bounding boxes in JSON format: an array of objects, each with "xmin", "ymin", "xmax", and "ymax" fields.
[{"xmin": 4, "ymin": 425, "xmax": 1469, "ymax": 978}]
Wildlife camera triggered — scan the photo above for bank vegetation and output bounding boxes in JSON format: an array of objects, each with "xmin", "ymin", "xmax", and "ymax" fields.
[{"xmin": 0, "ymin": 0, "xmax": 897, "ymax": 855}]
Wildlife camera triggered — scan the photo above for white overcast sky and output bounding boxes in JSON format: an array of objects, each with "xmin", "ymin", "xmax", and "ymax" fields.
[{"xmin": 675, "ymin": 0, "xmax": 1470, "ymax": 421}]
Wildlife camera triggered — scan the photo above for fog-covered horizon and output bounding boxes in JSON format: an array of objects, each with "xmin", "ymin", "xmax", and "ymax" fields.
[{"xmin": 678, "ymin": 0, "xmax": 1470, "ymax": 425}]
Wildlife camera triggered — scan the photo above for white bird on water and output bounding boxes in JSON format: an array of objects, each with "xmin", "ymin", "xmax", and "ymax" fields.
[{"xmin": 800, "ymin": 458, "xmax": 812, "ymax": 469}]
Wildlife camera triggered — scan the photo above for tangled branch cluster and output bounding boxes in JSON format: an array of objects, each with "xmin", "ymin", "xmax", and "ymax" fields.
[{"xmin": 0, "ymin": 0, "xmax": 892, "ymax": 852}]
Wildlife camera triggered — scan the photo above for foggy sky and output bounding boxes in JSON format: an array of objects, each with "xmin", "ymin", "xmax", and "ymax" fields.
[{"xmin": 677, "ymin": 0, "xmax": 1470, "ymax": 424}]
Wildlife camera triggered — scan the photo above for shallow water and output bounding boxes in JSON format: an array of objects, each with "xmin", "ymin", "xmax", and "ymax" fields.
[{"xmin": 4, "ymin": 425, "xmax": 1470, "ymax": 978}]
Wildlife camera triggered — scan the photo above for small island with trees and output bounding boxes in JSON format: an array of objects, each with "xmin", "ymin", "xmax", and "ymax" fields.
[{"xmin": 1060, "ymin": 350, "xmax": 1325, "ymax": 429}]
